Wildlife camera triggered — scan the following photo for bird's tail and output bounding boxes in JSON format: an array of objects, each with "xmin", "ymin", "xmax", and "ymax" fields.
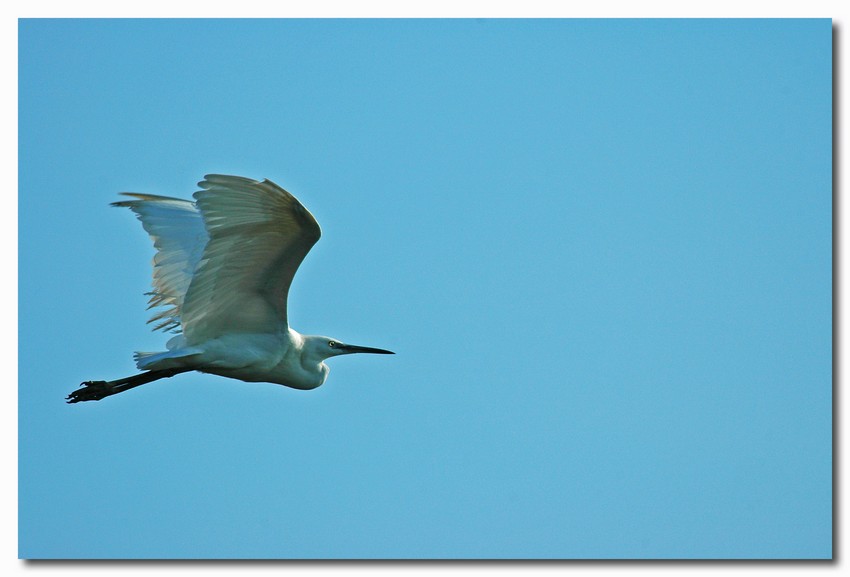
[{"xmin": 133, "ymin": 348, "xmax": 202, "ymax": 371}]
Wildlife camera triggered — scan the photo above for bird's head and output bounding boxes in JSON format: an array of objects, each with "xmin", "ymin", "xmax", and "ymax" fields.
[{"xmin": 304, "ymin": 335, "xmax": 395, "ymax": 363}]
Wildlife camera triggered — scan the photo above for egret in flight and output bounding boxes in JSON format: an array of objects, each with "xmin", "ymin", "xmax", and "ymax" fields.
[{"xmin": 67, "ymin": 174, "xmax": 394, "ymax": 403}]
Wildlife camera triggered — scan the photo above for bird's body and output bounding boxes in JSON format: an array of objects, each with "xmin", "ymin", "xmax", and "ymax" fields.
[
  {"xmin": 67, "ymin": 174, "xmax": 393, "ymax": 403},
  {"xmin": 143, "ymin": 330, "xmax": 329, "ymax": 390}
]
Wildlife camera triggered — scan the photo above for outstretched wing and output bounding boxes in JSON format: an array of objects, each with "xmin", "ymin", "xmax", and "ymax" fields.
[
  {"xmin": 112, "ymin": 193, "xmax": 207, "ymax": 333},
  {"xmin": 179, "ymin": 174, "xmax": 322, "ymax": 344}
]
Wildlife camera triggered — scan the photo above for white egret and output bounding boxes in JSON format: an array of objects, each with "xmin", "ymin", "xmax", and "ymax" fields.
[{"xmin": 67, "ymin": 174, "xmax": 393, "ymax": 403}]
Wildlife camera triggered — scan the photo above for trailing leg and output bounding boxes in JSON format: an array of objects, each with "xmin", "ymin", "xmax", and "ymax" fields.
[{"xmin": 66, "ymin": 369, "xmax": 189, "ymax": 403}]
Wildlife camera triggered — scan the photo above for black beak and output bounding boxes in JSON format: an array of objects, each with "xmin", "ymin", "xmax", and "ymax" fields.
[{"xmin": 339, "ymin": 343, "xmax": 395, "ymax": 355}]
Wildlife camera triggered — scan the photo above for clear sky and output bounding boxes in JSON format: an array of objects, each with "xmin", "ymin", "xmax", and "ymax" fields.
[{"xmin": 18, "ymin": 18, "xmax": 832, "ymax": 559}]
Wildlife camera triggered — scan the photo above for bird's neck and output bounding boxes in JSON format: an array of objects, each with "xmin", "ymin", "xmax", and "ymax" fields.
[{"xmin": 291, "ymin": 330, "xmax": 329, "ymax": 369}]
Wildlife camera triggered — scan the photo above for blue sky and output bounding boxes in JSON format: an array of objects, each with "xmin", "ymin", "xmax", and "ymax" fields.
[{"xmin": 18, "ymin": 18, "xmax": 831, "ymax": 559}]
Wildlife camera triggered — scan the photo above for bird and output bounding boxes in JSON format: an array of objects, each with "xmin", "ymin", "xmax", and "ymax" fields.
[{"xmin": 67, "ymin": 174, "xmax": 394, "ymax": 403}]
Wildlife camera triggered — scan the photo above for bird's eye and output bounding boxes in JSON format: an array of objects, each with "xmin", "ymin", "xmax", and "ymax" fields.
[{"xmin": 328, "ymin": 341, "xmax": 336, "ymax": 348}]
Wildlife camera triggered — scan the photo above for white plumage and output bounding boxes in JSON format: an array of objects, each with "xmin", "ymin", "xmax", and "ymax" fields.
[{"xmin": 68, "ymin": 174, "xmax": 393, "ymax": 403}]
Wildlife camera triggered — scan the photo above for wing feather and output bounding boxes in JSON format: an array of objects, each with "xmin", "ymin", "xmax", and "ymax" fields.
[
  {"xmin": 112, "ymin": 193, "xmax": 207, "ymax": 333},
  {"xmin": 179, "ymin": 174, "xmax": 321, "ymax": 343}
]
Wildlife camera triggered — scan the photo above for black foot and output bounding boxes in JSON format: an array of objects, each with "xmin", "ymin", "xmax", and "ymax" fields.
[{"xmin": 66, "ymin": 381, "xmax": 115, "ymax": 403}]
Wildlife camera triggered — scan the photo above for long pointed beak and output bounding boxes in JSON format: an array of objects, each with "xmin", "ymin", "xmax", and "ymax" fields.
[{"xmin": 339, "ymin": 343, "xmax": 395, "ymax": 355}]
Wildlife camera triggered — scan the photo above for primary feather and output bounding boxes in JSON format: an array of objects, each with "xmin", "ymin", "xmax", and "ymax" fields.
[
  {"xmin": 111, "ymin": 193, "xmax": 206, "ymax": 333},
  {"xmin": 182, "ymin": 174, "xmax": 321, "ymax": 343}
]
